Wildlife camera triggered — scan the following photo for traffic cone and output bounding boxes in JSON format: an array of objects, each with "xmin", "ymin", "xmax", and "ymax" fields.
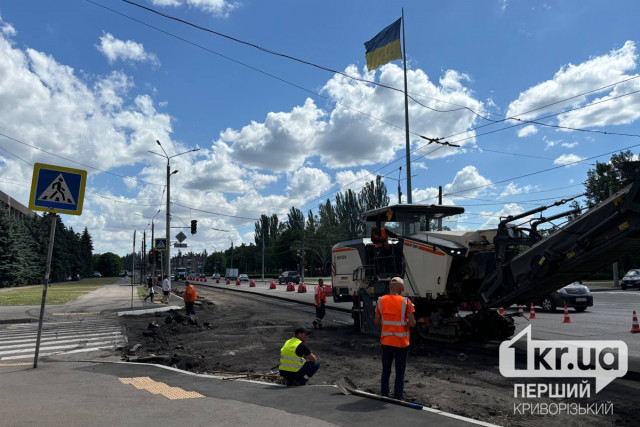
[
  {"xmin": 216, "ymin": 278, "xmax": 220, "ymax": 284},
  {"xmin": 630, "ymin": 311, "xmax": 640, "ymax": 333},
  {"xmin": 204, "ymin": 278, "xmax": 207, "ymax": 283},
  {"xmin": 236, "ymin": 279, "xmax": 241, "ymax": 286},
  {"xmin": 518, "ymin": 305, "xmax": 524, "ymax": 317},
  {"xmin": 499, "ymin": 307, "xmax": 505, "ymax": 315},
  {"xmin": 298, "ymin": 283, "xmax": 307, "ymax": 293},
  {"xmin": 226, "ymin": 278, "xmax": 230, "ymax": 285},
  {"xmin": 269, "ymin": 280, "xmax": 277, "ymax": 289},
  {"xmin": 529, "ymin": 303, "xmax": 537, "ymax": 319},
  {"xmin": 562, "ymin": 305, "xmax": 572, "ymax": 323},
  {"xmin": 250, "ymin": 280, "xmax": 256, "ymax": 287}
]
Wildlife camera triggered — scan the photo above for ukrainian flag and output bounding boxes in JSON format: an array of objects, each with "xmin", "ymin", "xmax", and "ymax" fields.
[{"xmin": 364, "ymin": 18, "xmax": 402, "ymax": 71}]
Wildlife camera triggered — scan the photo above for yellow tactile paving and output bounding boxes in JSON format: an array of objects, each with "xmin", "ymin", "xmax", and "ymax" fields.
[
  {"xmin": 118, "ymin": 377, "xmax": 204, "ymax": 400},
  {"xmin": 0, "ymin": 362, "xmax": 32, "ymax": 367}
]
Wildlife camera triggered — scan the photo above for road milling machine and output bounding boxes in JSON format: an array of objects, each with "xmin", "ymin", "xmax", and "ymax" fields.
[{"xmin": 331, "ymin": 162, "xmax": 640, "ymax": 342}]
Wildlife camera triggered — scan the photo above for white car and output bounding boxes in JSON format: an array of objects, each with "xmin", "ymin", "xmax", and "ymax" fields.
[
  {"xmin": 212, "ymin": 273, "xmax": 221, "ymax": 279},
  {"xmin": 239, "ymin": 274, "xmax": 249, "ymax": 282}
]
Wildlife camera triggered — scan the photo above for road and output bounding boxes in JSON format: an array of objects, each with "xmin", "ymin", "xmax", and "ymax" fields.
[{"xmin": 183, "ymin": 279, "xmax": 640, "ymax": 359}]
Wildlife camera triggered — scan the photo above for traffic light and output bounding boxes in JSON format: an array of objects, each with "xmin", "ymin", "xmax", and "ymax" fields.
[
  {"xmin": 155, "ymin": 250, "xmax": 160, "ymax": 263},
  {"xmin": 148, "ymin": 250, "xmax": 154, "ymax": 263},
  {"xmin": 191, "ymin": 219, "xmax": 197, "ymax": 234}
]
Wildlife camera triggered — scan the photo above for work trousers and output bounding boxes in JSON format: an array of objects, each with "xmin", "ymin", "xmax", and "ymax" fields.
[
  {"xmin": 280, "ymin": 361, "xmax": 320, "ymax": 385},
  {"xmin": 315, "ymin": 304, "xmax": 325, "ymax": 321},
  {"xmin": 185, "ymin": 302, "xmax": 195, "ymax": 316},
  {"xmin": 380, "ymin": 345, "xmax": 409, "ymax": 400}
]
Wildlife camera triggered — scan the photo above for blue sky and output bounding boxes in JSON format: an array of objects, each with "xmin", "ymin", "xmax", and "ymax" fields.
[{"xmin": 1, "ymin": 0, "xmax": 640, "ymax": 255}]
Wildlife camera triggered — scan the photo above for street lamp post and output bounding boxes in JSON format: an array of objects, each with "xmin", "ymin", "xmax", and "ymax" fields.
[{"xmin": 149, "ymin": 140, "xmax": 199, "ymax": 287}]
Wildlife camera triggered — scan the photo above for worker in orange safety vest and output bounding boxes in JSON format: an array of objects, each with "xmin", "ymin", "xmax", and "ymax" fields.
[
  {"xmin": 374, "ymin": 276, "xmax": 416, "ymax": 400},
  {"xmin": 183, "ymin": 280, "xmax": 197, "ymax": 316},
  {"xmin": 312, "ymin": 279, "xmax": 326, "ymax": 329}
]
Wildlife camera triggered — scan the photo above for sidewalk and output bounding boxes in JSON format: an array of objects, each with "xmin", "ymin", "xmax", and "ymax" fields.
[
  {"xmin": 0, "ymin": 279, "xmax": 183, "ymax": 324},
  {"xmin": 0, "ymin": 361, "xmax": 491, "ymax": 427}
]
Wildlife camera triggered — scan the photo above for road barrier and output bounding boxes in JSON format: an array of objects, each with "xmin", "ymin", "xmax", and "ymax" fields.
[
  {"xmin": 269, "ymin": 281, "xmax": 277, "ymax": 289},
  {"xmin": 297, "ymin": 283, "xmax": 307, "ymax": 293},
  {"xmin": 631, "ymin": 310, "xmax": 640, "ymax": 333},
  {"xmin": 529, "ymin": 303, "xmax": 537, "ymax": 319}
]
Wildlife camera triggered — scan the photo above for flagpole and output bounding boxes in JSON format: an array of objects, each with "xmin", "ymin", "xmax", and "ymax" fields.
[{"xmin": 401, "ymin": 8, "xmax": 412, "ymax": 204}]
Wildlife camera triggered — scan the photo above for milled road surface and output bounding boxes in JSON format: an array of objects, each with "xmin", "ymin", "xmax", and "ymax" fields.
[{"xmin": 120, "ymin": 284, "xmax": 640, "ymax": 426}]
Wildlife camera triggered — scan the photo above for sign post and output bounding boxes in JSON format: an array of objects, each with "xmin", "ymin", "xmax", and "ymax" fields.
[{"xmin": 28, "ymin": 163, "xmax": 86, "ymax": 368}]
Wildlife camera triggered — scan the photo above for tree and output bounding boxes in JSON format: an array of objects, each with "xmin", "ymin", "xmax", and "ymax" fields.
[
  {"xmin": 286, "ymin": 207, "xmax": 305, "ymax": 231},
  {"xmin": 335, "ymin": 189, "xmax": 363, "ymax": 239},
  {"xmin": 95, "ymin": 252, "xmax": 122, "ymax": 277},
  {"xmin": 204, "ymin": 252, "xmax": 226, "ymax": 274},
  {"xmin": 566, "ymin": 200, "xmax": 582, "ymax": 222},
  {"xmin": 584, "ymin": 150, "xmax": 635, "ymax": 207},
  {"xmin": 360, "ymin": 176, "xmax": 389, "ymax": 211}
]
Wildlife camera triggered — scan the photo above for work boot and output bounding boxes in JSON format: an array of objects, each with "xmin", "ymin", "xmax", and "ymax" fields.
[
  {"xmin": 318, "ymin": 323, "xmax": 323, "ymax": 329},
  {"xmin": 312, "ymin": 321, "xmax": 318, "ymax": 329}
]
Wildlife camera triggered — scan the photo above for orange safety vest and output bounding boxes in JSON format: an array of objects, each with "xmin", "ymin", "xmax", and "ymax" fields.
[
  {"xmin": 183, "ymin": 285, "xmax": 197, "ymax": 303},
  {"xmin": 377, "ymin": 295, "xmax": 410, "ymax": 347},
  {"xmin": 314, "ymin": 285, "xmax": 326, "ymax": 306},
  {"xmin": 372, "ymin": 228, "xmax": 389, "ymax": 249}
]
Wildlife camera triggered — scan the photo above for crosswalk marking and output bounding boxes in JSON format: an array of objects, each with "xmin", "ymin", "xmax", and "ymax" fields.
[{"xmin": 0, "ymin": 320, "xmax": 125, "ymax": 361}]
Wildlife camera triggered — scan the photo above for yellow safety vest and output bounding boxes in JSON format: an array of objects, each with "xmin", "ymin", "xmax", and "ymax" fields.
[{"xmin": 279, "ymin": 337, "xmax": 305, "ymax": 372}]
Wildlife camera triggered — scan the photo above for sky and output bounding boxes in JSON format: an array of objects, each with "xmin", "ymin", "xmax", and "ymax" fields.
[{"xmin": 1, "ymin": 0, "xmax": 640, "ymax": 256}]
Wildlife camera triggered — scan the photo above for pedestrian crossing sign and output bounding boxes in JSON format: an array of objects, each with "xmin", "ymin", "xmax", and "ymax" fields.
[
  {"xmin": 28, "ymin": 163, "xmax": 87, "ymax": 215},
  {"xmin": 155, "ymin": 238, "xmax": 167, "ymax": 251}
]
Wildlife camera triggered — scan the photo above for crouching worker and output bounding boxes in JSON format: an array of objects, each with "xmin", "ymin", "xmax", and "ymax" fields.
[
  {"xmin": 183, "ymin": 281, "xmax": 197, "ymax": 316},
  {"xmin": 279, "ymin": 327, "xmax": 319, "ymax": 386}
]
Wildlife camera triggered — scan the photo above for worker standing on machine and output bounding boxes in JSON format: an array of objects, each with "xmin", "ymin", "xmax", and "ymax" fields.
[
  {"xmin": 312, "ymin": 279, "xmax": 326, "ymax": 329},
  {"xmin": 374, "ymin": 277, "xmax": 416, "ymax": 400}
]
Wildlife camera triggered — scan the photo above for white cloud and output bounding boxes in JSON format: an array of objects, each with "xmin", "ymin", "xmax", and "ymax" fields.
[
  {"xmin": 286, "ymin": 167, "xmax": 331, "ymax": 200},
  {"xmin": 0, "ymin": 16, "xmax": 16, "ymax": 37},
  {"xmin": 96, "ymin": 33, "xmax": 159, "ymax": 67},
  {"xmin": 223, "ymin": 64, "xmax": 485, "ymax": 172},
  {"xmin": 499, "ymin": 182, "xmax": 535, "ymax": 197},
  {"xmin": 553, "ymin": 153, "xmax": 585, "ymax": 167},
  {"xmin": 220, "ymin": 98, "xmax": 325, "ymax": 172},
  {"xmin": 151, "ymin": 0, "xmax": 238, "ymax": 17},
  {"xmin": 517, "ymin": 124, "xmax": 538, "ymax": 137},
  {"xmin": 506, "ymin": 41, "xmax": 639, "ymax": 129},
  {"xmin": 334, "ymin": 169, "xmax": 373, "ymax": 193},
  {"xmin": 561, "ymin": 141, "xmax": 578, "ymax": 148},
  {"xmin": 443, "ymin": 166, "xmax": 492, "ymax": 199}
]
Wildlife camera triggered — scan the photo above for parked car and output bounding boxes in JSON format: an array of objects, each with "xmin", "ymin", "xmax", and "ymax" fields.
[
  {"xmin": 71, "ymin": 273, "xmax": 81, "ymax": 281},
  {"xmin": 212, "ymin": 273, "xmax": 221, "ymax": 280},
  {"xmin": 621, "ymin": 269, "xmax": 640, "ymax": 290},
  {"xmin": 239, "ymin": 274, "xmax": 249, "ymax": 282},
  {"xmin": 93, "ymin": 272, "xmax": 102, "ymax": 278},
  {"xmin": 199, "ymin": 273, "xmax": 206, "ymax": 279},
  {"xmin": 533, "ymin": 282, "xmax": 593, "ymax": 312},
  {"xmin": 278, "ymin": 271, "xmax": 300, "ymax": 285}
]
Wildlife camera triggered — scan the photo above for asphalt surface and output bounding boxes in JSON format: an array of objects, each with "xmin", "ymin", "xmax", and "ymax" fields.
[{"xmin": 0, "ymin": 280, "xmax": 491, "ymax": 427}]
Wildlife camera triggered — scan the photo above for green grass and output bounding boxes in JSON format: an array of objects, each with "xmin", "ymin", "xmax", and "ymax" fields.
[
  {"xmin": 0, "ymin": 277, "xmax": 119, "ymax": 306},
  {"xmin": 137, "ymin": 286, "xmax": 148, "ymax": 297}
]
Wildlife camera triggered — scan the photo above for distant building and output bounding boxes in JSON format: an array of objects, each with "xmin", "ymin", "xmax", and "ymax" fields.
[{"xmin": 0, "ymin": 190, "xmax": 35, "ymax": 221}]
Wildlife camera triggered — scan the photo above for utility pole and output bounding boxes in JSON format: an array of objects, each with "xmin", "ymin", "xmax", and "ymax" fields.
[
  {"xmin": 301, "ymin": 221, "xmax": 306, "ymax": 282},
  {"xmin": 398, "ymin": 167, "xmax": 402, "ymax": 204},
  {"xmin": 438, "ymin": 185, "xmax": 443, "ymax": 231},
  {"xmin": 150, "ymin": 141, "xmax": 199, "ymax": 287},
  {"xmin": 262, "ymin": 219, "xmax": 265, "ymax": 282},
  {"xmin": 142, "ymin": 230, "xmax": 146, "ymax": 285},
  {"xmin": 610, "ymin": 185, "xmax": 619, "ymax": 287},
  {"xmin": 151, "ymin": 220, "xmax": 155, "ymax": 281},
  {"xmin": 131, "ymin": 230, "xmax": 135, "ymax": 309}
]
